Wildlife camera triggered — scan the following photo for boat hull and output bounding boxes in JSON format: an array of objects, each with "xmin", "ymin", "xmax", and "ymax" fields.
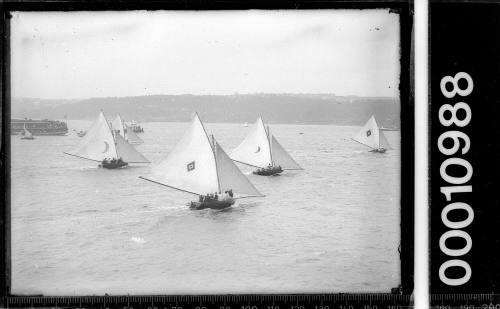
[
  {"xmin": 99, "ymin": 161, "xmax": 129, "ymax": 169},
  {"xmin": 253, "ymin": 167, "xmax": 283, "ymax": 176},
  {"xmin": 369, "ymin": 148, "xmax": 387, "ymax": 153},
  {"xmin": 189, "ymin": 199, "xmax": 235, "ymax": 210},
  {"xmin": 21, "ymin": 136, "xmax": 34, "ymax": 140}
]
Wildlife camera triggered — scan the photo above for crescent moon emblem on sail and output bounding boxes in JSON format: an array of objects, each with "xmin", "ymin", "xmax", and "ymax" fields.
[
  {"xmin": 102, "ymin": 141, "xmax": 109, "ymax": 153},
  {"xmin": 254, "ymin": 146, "xmax": 261, "ymax": 153}
]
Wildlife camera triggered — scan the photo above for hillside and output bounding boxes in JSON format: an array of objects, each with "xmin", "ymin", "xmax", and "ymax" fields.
[{"xmin": 11, "ymin": 94, "xmax": 400, "ymax": 126}]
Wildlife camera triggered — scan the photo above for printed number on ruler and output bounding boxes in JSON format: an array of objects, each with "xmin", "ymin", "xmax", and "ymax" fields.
[{"xmin": 438, "ymin": 72, "xmax": 474, "ymax": 286}]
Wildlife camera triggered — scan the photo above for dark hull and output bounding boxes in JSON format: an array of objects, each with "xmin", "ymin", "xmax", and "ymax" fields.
[
  {"xmin": 189, "ymin": 199, "xmax": 235, "ymax": 210},
  {"xmin": 253, "ymin": 167, "xmax": 283, "ymax": 176},
  {"xmin": 369, "ymin": 148, "xmax": 387, "ymax": 153},
  {"xmin": 20, "ymin": 136, "xmax": 34, "ymax": 140},
  {"xmin": 99, "ymin": 161, "xmax": 128, "ymax": 169}
]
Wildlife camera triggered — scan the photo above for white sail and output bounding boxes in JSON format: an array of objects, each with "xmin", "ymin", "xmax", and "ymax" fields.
[
  {"xmin": 65, "ymin": 111, "xmax": 118, "ymax": 161},
  {"xmin": 214, "ymin": 141, "xmax": 263, "ymax": 198},
  {"xmin": 270, "ymin": 136, "xmax": 302, "ymax": 170},
  {"xmin": 124, "ymin": 125, "xmax": 144, "ymax": 144},
  {"xmin": 379, "ymin": 130, "xmax": 392, "ymax": 150},
  {"xmin": 140, "ymin": 114, "xmax": 219, "ymax": 195},
  {"xmin": 352, "ymin": 116, "xmax": 381, "ymax": 150},
  {"xmin": 112, "ymin": 115, "xmax": 126, "ymax": 138},
  {"xmin": 115, "ymin": 133, "xmax": 150, "ymax": 163},
  {"xmin": 23, "ymin": 125, "xmax": 33, "ymax": 138},
  {"xmin": 230, "ymin": 117, "xmax": 272, "ymax": 168}
]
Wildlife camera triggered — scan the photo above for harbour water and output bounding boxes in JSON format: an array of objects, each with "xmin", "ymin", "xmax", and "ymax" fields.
[{"xmin": 11, "ymin": 121, "xmax": 401, "ymax": 295}]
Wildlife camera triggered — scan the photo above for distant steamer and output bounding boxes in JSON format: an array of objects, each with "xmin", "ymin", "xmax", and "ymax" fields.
[{"xmin": 11, "ymin": 118, "xmax": 68, "ymax": 136}]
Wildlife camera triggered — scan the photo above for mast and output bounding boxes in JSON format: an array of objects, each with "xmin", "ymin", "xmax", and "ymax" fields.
[
  {"xmin": 267, "ymin": 124, "xmax": 274, "ymax": 166},
  {"xmin": 372, "ymin": 116, "xmax": 380, "ymax": 149},
  {"xmin": 103, "ymin": 111, "xmax": 118, "ymax": 155},
  {"xmin": 212, "ymin": 134, "xmax": 222, "ymax": 194}
]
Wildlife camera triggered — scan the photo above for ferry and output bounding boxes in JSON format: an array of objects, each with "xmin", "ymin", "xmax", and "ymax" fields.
[{"xmin": 11, "ymin": 118, "xmax": 68, "ymax": 136}]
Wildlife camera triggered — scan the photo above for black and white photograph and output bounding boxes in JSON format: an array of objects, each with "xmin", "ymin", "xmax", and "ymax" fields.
[{"xmin": 8, "ymin": 9, "xmax": 405, "ymax": 296}]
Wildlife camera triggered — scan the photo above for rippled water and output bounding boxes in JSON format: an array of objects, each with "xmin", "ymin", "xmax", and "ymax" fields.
[{"xmin": 11, "ymin": 121, "xmax": 401, "ymax": 295}]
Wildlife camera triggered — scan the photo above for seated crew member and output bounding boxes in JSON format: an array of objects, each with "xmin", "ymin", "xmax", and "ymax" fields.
[{"xmin": 228, "ymin": 189, "xmax": 233, "ymax": 198}]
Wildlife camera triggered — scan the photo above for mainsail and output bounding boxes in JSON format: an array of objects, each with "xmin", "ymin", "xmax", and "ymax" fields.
[
  {"xmin": 352, "ymin": 116, "xmax": 392, "ymax": 150},
  {"xmin": 230, "ymin": 117, "xmax": 272, "ymax": 168},
  {"xmin": 140, "ymin": 113, "xmax": 263, "ymax": 198},
  {"xmin": 230, "ymin": 117, "xmax": 302, "ymax": 170},
  {"xmin": 65, "ymin": 111, "xmax": 118, "ymax": 161}
]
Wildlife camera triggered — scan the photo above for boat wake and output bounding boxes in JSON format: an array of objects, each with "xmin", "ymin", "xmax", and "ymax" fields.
[{"xmin": 131, "ymin": 236, "xmax": 145, "ymax": 244}]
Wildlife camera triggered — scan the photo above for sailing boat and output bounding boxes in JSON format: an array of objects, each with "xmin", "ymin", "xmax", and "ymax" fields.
[
  {"xmin": 20, "ymin": 124, "xmax": 34, "ymax": 140},
  {"xmin": 112, "ymin": 115, "xmax": 144, "ymax": 145},
  {"xmin": 230, "ymin": 116, "xmax": 302, "ymax": 176},
  {"xmin": 139, "ymin": 113, "xmax": 264, "ymax": 210},
  {"xmin": 351, "ymin": 115, "xmax": 392, "ymax": 153},
  {"xmin": 64, "ymin": 111, "xmax": 150, "ymax": 169}
]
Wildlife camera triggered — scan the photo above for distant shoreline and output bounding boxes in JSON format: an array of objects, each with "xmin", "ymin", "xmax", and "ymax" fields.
[{"xmin": 12, "ymin": 93, "xmax": 400, "ymax": 126}]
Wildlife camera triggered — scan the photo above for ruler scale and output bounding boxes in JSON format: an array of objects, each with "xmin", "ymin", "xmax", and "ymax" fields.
[{"xmin": 3, "ymin": 294, "xmax": 412, "ymax": 309}]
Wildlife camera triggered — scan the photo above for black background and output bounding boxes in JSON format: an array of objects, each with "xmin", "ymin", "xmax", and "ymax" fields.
[{"xmin": 430, "ymin": 2, "xmax": 500, "ymax": 293}]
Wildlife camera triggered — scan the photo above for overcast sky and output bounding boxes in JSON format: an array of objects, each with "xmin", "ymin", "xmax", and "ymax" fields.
[{"xmin": 11, "ymin": 10, "xmax": 400, "ymax": 99}]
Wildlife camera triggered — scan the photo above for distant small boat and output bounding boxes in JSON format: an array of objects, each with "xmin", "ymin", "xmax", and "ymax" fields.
[
  {"xmin": 139, "ymin": 113, "xmax": 263, "ymax": 210},
  {"xmin": 230, "ymin": 116, "xmax": 302, "ymax": 176},
  {"xmin": 112, "ymin": 115, "xmax": 144, "ymax": 145},
  {"xmin": 64, "ymin": 111, "xmax": 150, "ymax": 169},
  {"xmin": 351, "ymin": 116, "xmax": 392, "ymax": 153},
  {"xmin": 20, "ymin": 125, "xmax": 34, "ymax": 140}
]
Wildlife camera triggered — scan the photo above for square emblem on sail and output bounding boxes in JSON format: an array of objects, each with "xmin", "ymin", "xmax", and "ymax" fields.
[
  {"xmin": 366, "ymin": 130, "xmax": 372, "ymax": 137},
  {"xmin": 187, "ymin": 161, "xmax": 195, "ymax": 172}
]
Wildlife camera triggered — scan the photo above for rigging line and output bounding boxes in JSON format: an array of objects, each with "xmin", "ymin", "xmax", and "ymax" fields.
[
  {"xmin": 231, "ymin": 159, "xmax": 265, "ymax": 169},
  {"xmin": 350, "ymin": 138, "xmax": 377, "ymax": 150},
  {"xmin": 102, "ymin": 110, "xmax": 119, "ymax": 157},
  {"xmin": 62, "ymin": 152, "xmax": 102, "ymax": 162},
  {"xmin": 138, "ymin": 176, "xmax": 200, "ymax": 196}
]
